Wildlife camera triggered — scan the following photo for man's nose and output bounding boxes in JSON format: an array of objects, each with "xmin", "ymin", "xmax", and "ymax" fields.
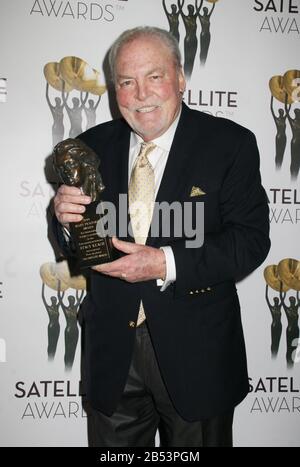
[{"xmin": 135, "ymin": 81, "xmax": 148, "ymax": 101}]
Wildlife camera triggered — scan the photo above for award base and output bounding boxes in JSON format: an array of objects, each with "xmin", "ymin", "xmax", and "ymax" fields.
[{"xmin": 69, "ymin": 201, "xmax": 118, "ymax": 270}]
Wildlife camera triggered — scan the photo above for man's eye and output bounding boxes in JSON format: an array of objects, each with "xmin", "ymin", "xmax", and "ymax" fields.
[
  {"xmin": 120, "ymin": 80, "xmax": 132, "ymax": 87},
  {"xmin": 151, "ymin": 75, "xmax": 161, "ymax": 81}
]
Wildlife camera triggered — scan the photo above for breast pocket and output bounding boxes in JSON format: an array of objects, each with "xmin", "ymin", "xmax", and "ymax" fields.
[
  {"xmin": 183, "ymin": 190, "xmax": 220, "ymax": 234},
  {"xmin": 186, "ymin": 189, "xmax": 219, "ymax": 203}
]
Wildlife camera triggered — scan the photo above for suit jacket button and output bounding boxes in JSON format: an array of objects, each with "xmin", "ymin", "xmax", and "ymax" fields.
[
  {"xmin": 129, "ymin": 321, "xmax": 136, "ymax": 328},
  {"xmin": 195, "ymin": 290, "xmax": 199, "ymax": 294},
  {"xmin": 190, "ymin": 291, "xmax": 194, "ymax": 295},
  {"xmin": 207, "ymin": 287, "xmax": 211, "ymax": 291},
  {"xmin": 201, "ymin": 289, "xmax": 205, "ymax": 293}
]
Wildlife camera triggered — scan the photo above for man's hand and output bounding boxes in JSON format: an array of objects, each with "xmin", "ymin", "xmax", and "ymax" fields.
[
  {"xmin": 92, "ymin": 237, "xmax": 166, "ymax": 283},
  {"xmin": 54, "ymin": 185, "xmax": 91, "ymax": 225}
]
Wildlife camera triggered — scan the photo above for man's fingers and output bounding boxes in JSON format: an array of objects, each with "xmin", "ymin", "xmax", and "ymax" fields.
[
  {"xmin": 59, "ymin": 213, "xmax": 84, "ymax": 224},
  {"xmin": 57, "ymin": 194, "xmax": 91, "ymax": 205},
  {"xmin": 112, "ymin": 237, "xmax": 142, "ymax": 254},
  {"xmin": 58, "ymin": 185, "xmax": 82, "ymax": 196},
  {"xmin": 56, "ymin": 202, "xmax": 86, "ymax": 215},
  {"xmin": 92, "ymin": 255, "xmax": 131, "ymax": 274},
  {"xmin": 94, "ymin": 260, "xmax": 123, "ymax": 274},
  {"xmin": 92, "ymin": 267, "xmax": 123, "ymax": 278},
  {"xmin": 54, "ymin": 185, "xmax": 91, "ymax": 224}
]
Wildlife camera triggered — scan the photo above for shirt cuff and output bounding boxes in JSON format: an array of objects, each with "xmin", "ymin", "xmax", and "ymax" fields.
[{"xmin": 156, "ymin": 246, "xmax": 176, "ymax": 291}]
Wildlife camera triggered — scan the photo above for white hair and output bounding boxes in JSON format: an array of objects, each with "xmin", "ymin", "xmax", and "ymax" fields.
[{"xmin": 108, "ymin": 26, "xmax": 182, "ymax": 82}]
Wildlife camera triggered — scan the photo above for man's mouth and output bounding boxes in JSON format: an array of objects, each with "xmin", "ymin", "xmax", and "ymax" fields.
[{"xmin": 136, "ymin": 106, "xmax": 159, "ymax": 113}]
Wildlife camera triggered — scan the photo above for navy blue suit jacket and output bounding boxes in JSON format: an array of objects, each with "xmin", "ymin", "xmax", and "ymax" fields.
[{"xmin": 56, "ymin": 103, "xmax": 270, "ymax": 421}]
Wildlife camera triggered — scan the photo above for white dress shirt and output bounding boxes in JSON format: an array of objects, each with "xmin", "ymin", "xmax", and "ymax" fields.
[{"xmin": 128, "ymin": 110, "xmax": 181, "ymax": 291}]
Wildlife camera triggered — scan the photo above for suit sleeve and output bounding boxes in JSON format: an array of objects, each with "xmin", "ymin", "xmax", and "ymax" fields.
[
  {"xmin": 171, "ymin": 130, "xmax": 271, "ymax": 297},
  {"xmin": 52, "ymin": 214, "xmax": 77, "ymax": 259}
]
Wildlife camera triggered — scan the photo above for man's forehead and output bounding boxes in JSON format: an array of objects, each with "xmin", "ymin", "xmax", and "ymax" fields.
[
  {"xmin": 116, "ymin": 65, "xmax": 166, "ymax": 79},
  {"xmin": 116, "ymin": 43, "xmax": 175, "ymax": 80}
]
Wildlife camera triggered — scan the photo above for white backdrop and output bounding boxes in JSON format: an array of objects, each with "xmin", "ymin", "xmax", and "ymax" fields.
[{"xmin": 0, "ymin": 0, "xmax": 299, "ymax": 447}]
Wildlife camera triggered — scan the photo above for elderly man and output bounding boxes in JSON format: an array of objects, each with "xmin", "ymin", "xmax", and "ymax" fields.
[{"xmin": 54, "ymin": 27, "xmax": 270, "ymax": 447}]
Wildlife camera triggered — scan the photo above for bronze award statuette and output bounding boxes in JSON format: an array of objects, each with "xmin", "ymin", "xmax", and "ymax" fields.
[{"xmin": 53, "ymin": 138, "xmax": 117, "ymax": 270}]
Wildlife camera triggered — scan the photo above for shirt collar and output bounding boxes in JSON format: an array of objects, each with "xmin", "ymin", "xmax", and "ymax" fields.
[{"xmin": 130, "ymin": 106, "xmax": 182, "ymax": 152}]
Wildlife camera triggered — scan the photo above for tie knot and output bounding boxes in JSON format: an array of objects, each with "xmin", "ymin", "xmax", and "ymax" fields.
[
  {"xmin": 141, "ymin": 142, "xmax": 155, "ymax": 151},
  {"xmin": 137, "ymin": 142, "xmax": 156, "ymax": 167}
]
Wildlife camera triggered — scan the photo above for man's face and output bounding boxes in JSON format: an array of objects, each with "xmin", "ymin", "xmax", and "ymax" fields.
[{"xmin": 115, "ymin": 36, "xmax": 185, "ymax": 141}]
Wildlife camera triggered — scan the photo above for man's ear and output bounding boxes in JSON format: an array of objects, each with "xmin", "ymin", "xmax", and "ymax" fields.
[{"xmin": 178, "ymin": 67, "xmax": 186, "ymax": 94}]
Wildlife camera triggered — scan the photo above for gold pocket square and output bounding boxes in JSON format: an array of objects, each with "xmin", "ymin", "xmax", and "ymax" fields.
[{"xmin": 190, "ymin": 186, "xmax": 206, "ymax": 197}]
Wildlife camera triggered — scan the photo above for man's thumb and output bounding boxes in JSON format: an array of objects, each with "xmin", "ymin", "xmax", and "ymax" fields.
[{"xmin": 112, "ymin": 237, "xmax": 140, "ymax": 254}]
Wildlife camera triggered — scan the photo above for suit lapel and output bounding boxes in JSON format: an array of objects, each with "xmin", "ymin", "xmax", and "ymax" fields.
[
  {"xmin": 147, "ymin": 104, "xmax": 201, "ymax": 247},
  {"xmin": 101, "ymin": 119, "xmax": 133, "ymax": 241},
  {"xmin": 115, "ymin": 124, "xmax": 134, "ymax": 242},
  {"xmin": 154, "ymin": 104, "xmax": 194, "ymax": 205},
  {"xmin": 113, "ymin": 121, "xmax": 130, "ymax": 199}
]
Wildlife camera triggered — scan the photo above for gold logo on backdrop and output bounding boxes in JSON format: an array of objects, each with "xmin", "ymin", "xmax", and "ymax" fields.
[
  {"xmin": 269, "ymin": 75, "xmax": 293, "ymax": 105},
  {"xmin": 269, "ymin": 69, "xmax": 300, "ymax": 180},
  {"xmin": 277, "ymin": 258, "xmax": 300, "ymax": 292},
  {"xmin": 264, "ymin": 259, "xmax": 300, "ymax": 369},
  {"xmin": 58, "ymin": 57, "xmax": 106, "ymax": 96},
  {"xmin": 44, "ymin": 56, "xmax": 107, "ymax": 146}
]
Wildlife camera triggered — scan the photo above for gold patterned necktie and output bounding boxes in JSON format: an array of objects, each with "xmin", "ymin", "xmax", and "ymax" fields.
[{"xmin": 129, "ymin": 142, "xmax": 156, "ymax": 326}]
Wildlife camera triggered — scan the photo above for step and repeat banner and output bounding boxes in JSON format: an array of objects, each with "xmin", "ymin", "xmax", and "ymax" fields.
[{"xmin": 0, "ymin": 0, "xmax": 299, "ymax": 447}]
